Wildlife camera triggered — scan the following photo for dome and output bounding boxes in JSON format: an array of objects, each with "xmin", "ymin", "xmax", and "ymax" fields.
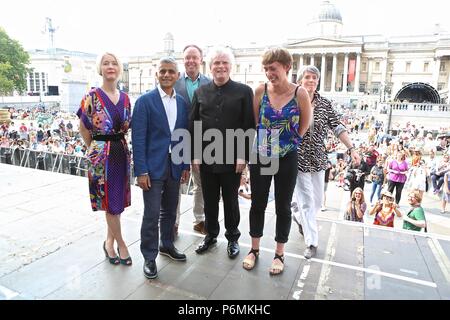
[
  {"xmin": 164, "ymin": 32, "xmax": 174, "ymax": 41},
  {"xmin": 312, "ymin": 1, "xmax": 342, "ymax": 23}
]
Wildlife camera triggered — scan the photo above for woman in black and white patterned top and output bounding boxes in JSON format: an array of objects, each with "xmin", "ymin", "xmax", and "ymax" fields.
[{"xmin": 292, "ymin": 65, "xmax": 360, "ymax": 259}]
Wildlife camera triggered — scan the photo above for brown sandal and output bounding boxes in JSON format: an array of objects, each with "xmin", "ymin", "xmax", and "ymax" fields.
[
  {"xmin": 242, "ymin": 248, "xmax": 259, "ymax": 270},
  {"xmin": 269, "ymin": 253, "xmax": 284, "ymax": 275}
]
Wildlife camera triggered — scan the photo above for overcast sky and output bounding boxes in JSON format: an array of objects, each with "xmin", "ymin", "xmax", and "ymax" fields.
[{"xmin": 1, "ymin": 0, "xmax": 449, "ymax": 58}]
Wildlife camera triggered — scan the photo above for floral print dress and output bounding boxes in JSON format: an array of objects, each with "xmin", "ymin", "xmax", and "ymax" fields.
[{"xmin": 77, "ymin": 88, "xmax": 131, "ymax": 215}]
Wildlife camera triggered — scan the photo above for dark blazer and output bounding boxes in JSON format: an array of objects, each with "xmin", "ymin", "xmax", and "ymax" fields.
[
  {"xmin": 174, "ymin": 72, "xmax": 211, "ymax": 112},
  {"xmin": 132, "ymin": 88, "xmax": 190, "ymax": 181},
  {"xmin": 189, "ymin": 79, "xmax": 255, "ymax": 173}
]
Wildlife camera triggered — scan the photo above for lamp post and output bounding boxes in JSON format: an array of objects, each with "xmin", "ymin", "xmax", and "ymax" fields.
[
  {"xmin": 139, "ymin": 69, "xmax": 143, "ymax": 94},
  {"xmin": 244, "ymin": 68, "xmax": 247, "ymax": 85}
]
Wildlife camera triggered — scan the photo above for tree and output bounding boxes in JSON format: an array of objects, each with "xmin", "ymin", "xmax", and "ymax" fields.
[{"xmin": 0, "ymin": 27, "xmax": 30, "ymax": 95}]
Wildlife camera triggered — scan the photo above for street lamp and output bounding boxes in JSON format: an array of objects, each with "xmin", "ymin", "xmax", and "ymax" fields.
[
  {"xmin": 139, "ymin": 69, "xmax": 143, "ymax": 94},
  {"xmin": 244, "ymin": 68, "xmax": 247, "ymax": 85}
]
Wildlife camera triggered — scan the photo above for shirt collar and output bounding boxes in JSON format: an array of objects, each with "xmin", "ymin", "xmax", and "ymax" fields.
[
  {"xmin": 184, "ymin": 72, "xmax": 201, "ymax": 82},
  {"xmin": 157, "ymin": 85, "xmax": 176, "ymax": 99}
]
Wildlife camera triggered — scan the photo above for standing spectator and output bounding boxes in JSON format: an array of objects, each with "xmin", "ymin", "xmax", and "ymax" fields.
[
  {"xmin": 66, "ymin": 120, "xmax": 74, "ymax": 137},
  {"xmin": 442, "ymin": 171, "xmax": 450, "ymax": 214},
  {"xmin": 369, "ymin": 158, "xmax": 385, "ymax": 205},
  {"xmin": 132, "ymin": 57, "xmax": 190, "ymax": 279},
  {"xmin": 345, "ymin": 187, "xmax": 366, "ymax": 222},
  {"xmin": 291, "ymin": 65, "xmax": 360, "ymax": 259},
  {"xmin": 174, "ymin": 44, "xmax": 211, "ymax": 236},
  {"xmin": 369, "ymin": 190, "xmax": 402, "ymax": 228},
  {"xmin": 406, "ymin": 160, "xmax": 427, "ymax": 198},
  {"xmin": 77, "ymin": 52, "xmax": 132, "ymax": 267},
  {"xmin": 242, "ymin": 48, "xmax": 311, "ymax": 275},
  {"xmin": 403, "ymin": 191, "xmax": 427, "ymax": 232},
  {"xmin": 387, "ymin": 151, "xmax": 409, "ymax": 204}
]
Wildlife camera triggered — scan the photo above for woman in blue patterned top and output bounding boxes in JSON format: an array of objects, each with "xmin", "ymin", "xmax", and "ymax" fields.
[{"xmin": 242, "ymin": 48, "xmax": 311, "ymax": 275}]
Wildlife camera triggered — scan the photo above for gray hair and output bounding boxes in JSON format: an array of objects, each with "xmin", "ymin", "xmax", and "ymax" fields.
[
  {"xmin": 206, "ymin": 46, "xmax": 235, "ymax": 68},
  {"xmin": 297, "ymin": 65, "xmax": 320, "ymax": 82},
  {"xmin": 159, "ymin": 56, "xmax": 178, "ymax": 72}
]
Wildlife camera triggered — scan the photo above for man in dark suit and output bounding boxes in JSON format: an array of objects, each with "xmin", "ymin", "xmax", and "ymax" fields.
[
  {"xmin": 132, "ymin": 57, "xmax": 190, "ymax": 279},
  {"xmin": 190, "ymin": 47, "xmax": 255, "ymax": 259},
  {"xmin": 174, "ymin": 45, "xmax": 211, "ymax": 236}
]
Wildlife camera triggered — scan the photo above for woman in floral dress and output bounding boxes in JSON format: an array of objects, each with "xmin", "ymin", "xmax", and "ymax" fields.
[{"xmin": 77, "ymin": 53, "xmax": 132, "ymax": 266}]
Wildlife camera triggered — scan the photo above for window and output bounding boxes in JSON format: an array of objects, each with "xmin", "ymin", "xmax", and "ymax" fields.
[
  {"xmin": 406, "ymin": 62, "xmax": 411, "ymax": 73},
  {"xmin": 35, "ymin": 72, "xmax": 40, "ymax": 92},
  {"xmin": 236, "ymin": 64, "xmax": 240, "ymax": 73},
  {"xmin": 361, "ymin": 62, "xmax": 367, "ymax": 72},
  {"xmin": 423, "ymin": 62, "xmax": 429, "ymax": 72},
  {"xmin": 149, "ymin": 69, "xmax": 152, "ymax": 76},
  {"xmin": 440, "ymin": 62, "xmax": 446, "ymax": 72},
  {"xmin": 359, "ymin": 83, "xmax": 366, "ymax": 92},
  {"xmin": 375, "ymin": 62, "xmax": 380, "ymax": 72},
  {"xmin": 29, "ymin": 72, "xmax": 35, "ymax": 92},
  {"xmin": 371, "ymin": 82, "xmax": 381, "ymax": 94},
  {"xmin": 293, "ymin": 62, "xmax": 297, "ymax": 70},
  {"xmin": 42, "ymin": 73, "xmax": 46, "ymax": 92},
  {"xmin": 248, "ymin": 64, "xmax": 252, "ymax": 73},
  {"xmin": 438, "ymin": 82, "xmax": 445, "ymax": 91}
]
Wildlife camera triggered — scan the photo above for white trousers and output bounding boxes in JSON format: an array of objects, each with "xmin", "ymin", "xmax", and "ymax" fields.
[{"xmin": 293, "ymin": 170, "xmax": 325, "ymax": 247}]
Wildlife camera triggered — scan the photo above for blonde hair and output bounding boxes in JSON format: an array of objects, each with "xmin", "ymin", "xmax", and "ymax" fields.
[
  {"xmin": 409, "ymin": 190, "xmax": 423, "ymax": 203},
  {"xmin": 97, "ymin": 52, "xmax": 123, "ymax": 77},
  {"xmin": 352, "ymin": 187, "xmax": 366, "ymax": 203}
]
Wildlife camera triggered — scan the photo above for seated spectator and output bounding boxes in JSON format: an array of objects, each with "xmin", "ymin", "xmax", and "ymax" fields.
[{"xmin": 432, "ymin": 153, "xmax": 450, "ymax": 194}]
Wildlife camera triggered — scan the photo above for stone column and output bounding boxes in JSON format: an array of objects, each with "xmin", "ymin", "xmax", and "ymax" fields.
[
  {"xmin": 310, "ymin": 54, "xmax": 315, "ymax": 67},
  {"xmin": 433, "ymin": 56, "xmax": 441, "ymax": 89},
  {"xmin": 331, "ymin": 53, "xmax": 337, "ymax": 93},
  {"xmin": 354, "ymin": 53, "xmax": 361, "ymax": 93},
  {"xmin": 320, "ymin": 54, "xmax": 326, "ymax": 92},
  {"xmin": 343, "ymin": 53, "xmax": 349, "ymax": 93},
  {"xmin": 299, "ymin": 54, "xmax": 304, "ymax": 69}
]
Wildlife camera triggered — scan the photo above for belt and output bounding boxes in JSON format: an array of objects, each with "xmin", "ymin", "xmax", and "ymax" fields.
[{"xmin": 92, "ymin": 133, "xmax": 124, "ymax": 142}]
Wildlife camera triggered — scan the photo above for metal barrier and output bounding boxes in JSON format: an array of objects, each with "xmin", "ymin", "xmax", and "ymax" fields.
[
  {"xmin": 0, "ymin": 147, "xmax": 88, "ymax": 177},
  {"xmin": 0, "ymin": 147, "xmax": 194, "ymax": 194}
]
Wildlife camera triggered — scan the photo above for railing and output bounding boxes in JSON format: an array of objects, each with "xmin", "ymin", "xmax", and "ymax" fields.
[
  {"xmin": 0, "ymin": 147, "xmax": 193, "ymax": 194},
  {"xmin": 384, "ymin": 102, "xmax": 450, "ymax": 113},
  {"xmin": 0, "ymin": 147, "xmax": 89, "ymax": 177}
]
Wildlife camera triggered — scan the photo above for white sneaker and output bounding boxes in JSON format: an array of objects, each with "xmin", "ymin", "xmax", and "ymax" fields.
[{"xmin": 321, "ymin": 206, "xmax": 326, "ymax": 211}]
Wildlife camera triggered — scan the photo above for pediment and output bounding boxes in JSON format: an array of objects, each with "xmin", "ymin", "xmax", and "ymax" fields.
[{"xmin": 287, "ymin": 37, "xmax": 360, "ymax": 48}]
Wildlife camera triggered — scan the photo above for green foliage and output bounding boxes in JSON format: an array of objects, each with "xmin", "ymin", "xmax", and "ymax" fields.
[{"xmin": 0, "ymin": 27, "xmax": 30, "ymax": 95}]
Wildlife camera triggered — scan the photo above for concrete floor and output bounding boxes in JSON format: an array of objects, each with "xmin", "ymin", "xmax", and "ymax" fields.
[{"xmin": 1, "ymin": 163, "xmax": 450, "ymax": 300}]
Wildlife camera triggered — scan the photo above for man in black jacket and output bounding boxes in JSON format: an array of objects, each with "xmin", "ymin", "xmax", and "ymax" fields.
[{"xmin": 189, "ymin": 47, "xmax": 255, "ymax": 259}]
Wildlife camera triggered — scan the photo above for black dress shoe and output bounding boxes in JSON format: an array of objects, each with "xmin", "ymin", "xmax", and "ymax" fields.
[
  {"xmin": 159, "ymin": 246, "xmax": 187, "ymax": 261},
  {"xmin": 143, "ymin": 260, "xmax": 157, "ymax": 279},
  {"xmin": 227, "ymin": 241, "xmax": 240, "ymax": 259},
  {"xmin": 195, "ymin": 236, "xmax": 217, "ymax": 254}
]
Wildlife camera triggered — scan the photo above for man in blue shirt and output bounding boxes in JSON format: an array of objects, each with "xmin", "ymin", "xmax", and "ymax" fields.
[{"xmin": 174, "ymin": 45, "xmax": 211, "ymax": 236}]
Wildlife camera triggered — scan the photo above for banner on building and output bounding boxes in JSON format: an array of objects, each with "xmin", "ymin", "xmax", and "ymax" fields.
[{"xmin": 348, "ymin": 59, "xmax": 356, "ymax": 83}]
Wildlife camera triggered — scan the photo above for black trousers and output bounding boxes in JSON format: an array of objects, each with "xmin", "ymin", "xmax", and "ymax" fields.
[
  {"xmin": 387, "ymin": 180, "xmax": 405, "ymax": 204},
  {"xmin": 249, "ymin": 151, "xmax": 298, "ymax": 243},
  {"xmin": 200, "ymin": 170, "xmax": 241, "ymax": 242}
]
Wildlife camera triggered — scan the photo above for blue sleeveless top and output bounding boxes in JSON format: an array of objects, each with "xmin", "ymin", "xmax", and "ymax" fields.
[{"xmin": 255, "ymin": 84, "xmax": 302, "ymax": 158}]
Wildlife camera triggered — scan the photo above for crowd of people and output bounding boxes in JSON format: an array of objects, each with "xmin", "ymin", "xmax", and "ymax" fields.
[{"xmin": 2, "ymin": 45, "xmax": 450, "ymax": 282}]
